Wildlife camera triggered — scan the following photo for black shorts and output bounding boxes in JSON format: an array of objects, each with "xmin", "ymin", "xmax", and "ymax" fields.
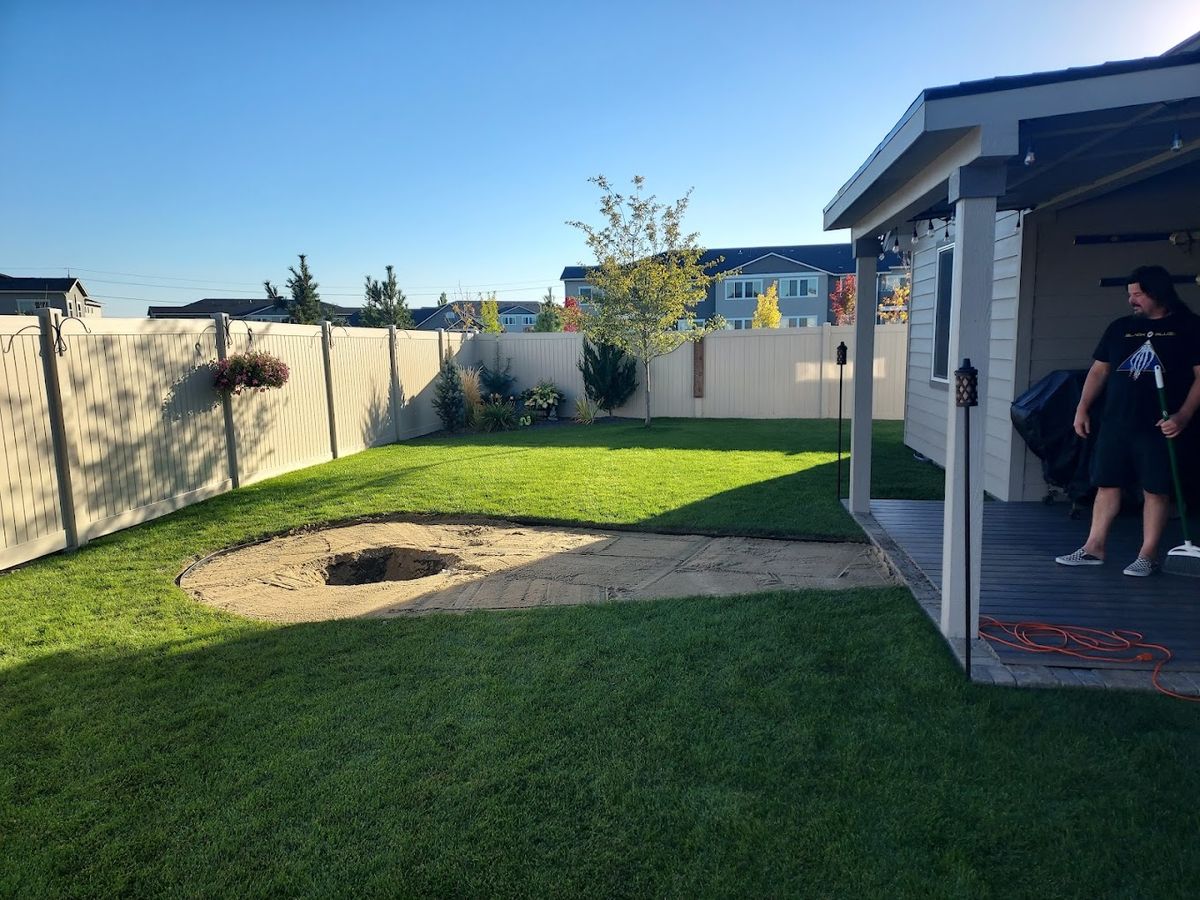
[{"xmin": 1091, "ymin": 427, "xmax": 1173, "ymax": 496}]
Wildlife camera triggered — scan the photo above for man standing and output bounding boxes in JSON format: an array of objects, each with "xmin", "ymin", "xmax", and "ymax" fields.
[{"xmin": 1056, "ymin": 265, "xmax": 1200, "ymax": 576}]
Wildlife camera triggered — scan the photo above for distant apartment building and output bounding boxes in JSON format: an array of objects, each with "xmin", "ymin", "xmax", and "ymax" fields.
[{"xmin": 0, "ymin": 275, "xmax": 102, "ymax": 317}]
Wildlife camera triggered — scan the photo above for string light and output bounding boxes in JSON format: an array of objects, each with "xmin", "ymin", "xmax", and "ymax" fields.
[{"xmin": 1023, "ymin": 145, "xmax": 1036, "ymax": 166}]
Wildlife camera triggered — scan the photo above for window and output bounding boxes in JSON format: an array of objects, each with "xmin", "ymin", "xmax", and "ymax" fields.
[
  {"xmin": 725, "ymin": 279, "xmax": 762, "ymax": 300},
  {"xmin": 932, "ymin": 246, "xmax": 954, "ymax": 382},
  {"xmin": 578, "ymin": 287, "xmax": 593, "ymax": 300},
  {"xmin": 780, "ymin": 277, "xmax": 818, "ymax": 298},
  {"xmin": 729, "ymin": 318, "xmax": 753, "ymax": 330},
  {"xmin": 786, "ymin": 316, "xmax": 818, "ymax": 328}
]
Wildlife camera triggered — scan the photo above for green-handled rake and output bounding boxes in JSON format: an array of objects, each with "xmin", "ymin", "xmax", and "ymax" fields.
[{"xmin": 1154, "ymin": 365, "xmax": 1200, "ymax": 578}]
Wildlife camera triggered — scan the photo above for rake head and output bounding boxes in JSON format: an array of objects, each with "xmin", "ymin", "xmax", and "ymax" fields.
[{"xmin": 1164, "ymin": 541, "xmax": 1200, "ymax": 578}]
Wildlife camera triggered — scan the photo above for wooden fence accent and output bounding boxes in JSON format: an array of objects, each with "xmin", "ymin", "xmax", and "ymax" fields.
[{"xmin": 0, "ymin": 318, "xmax": 904, "ymax": 570}]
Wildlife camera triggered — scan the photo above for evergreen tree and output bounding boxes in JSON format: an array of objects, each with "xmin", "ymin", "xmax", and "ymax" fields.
[
  {"xmin": 361, "ymin": 264, "xmax": 414, "ymax": 328},
  {"xmin": 578, "ymin": 339, "xmax": 638, "ymax": 415},
  {"xmin": 480, "ymin": 292, "xmax": 502, "ymax": 333},
  {"xmin": 264, "ymin": 280, "xmax": 285, "ymax": 311},
  {"xmin": 437, "ymin": 291, "xmax": 449, "ymax": 307},
  {"xmin": 432, "ymin": 357, "xmax": 466, "ymax": 431},
  {"xmin": 534, "ymin": 289, "xmax": 564, "ymax": 332},
  {"xmin": 285, "ymin": 254, "xmax": 323, "ymax": 324}
]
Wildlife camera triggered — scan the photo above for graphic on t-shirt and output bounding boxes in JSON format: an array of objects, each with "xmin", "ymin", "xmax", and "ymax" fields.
[{"xmin": 1116, "ymin": 339, "xmax": 1162, "ymax": 381}]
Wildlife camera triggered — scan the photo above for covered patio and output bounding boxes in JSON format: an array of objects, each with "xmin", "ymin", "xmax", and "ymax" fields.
[{"xmin": 824, "ymin": 38, "xmax": 1200, "ymax": 692}]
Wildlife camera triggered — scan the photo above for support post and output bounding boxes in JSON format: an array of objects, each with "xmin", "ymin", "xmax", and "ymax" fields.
[
  {"xmin": 37, "ymin": 309, "xmax": 84, "ymax": 547},
  {"xmin": 437, "ymin": 328, "xmax": 446, "ymax": 363},
  {"xmin": 213, "ymin": 314, "xmax": 241, "ymax": 488},
  {"xmin": 388, "ymin": 325, "xmax": 403, "ymax": 443},
  {"xmin": 321, "ymin": 320, "xmax": 339, "ymax": 459},
  {"xmin": 940, "ymin": 163, "xmax": 1003, "ymax": 640},
  {"xmin": 848, "ymin": 243, "xmax": 877, "ymax": 514}
]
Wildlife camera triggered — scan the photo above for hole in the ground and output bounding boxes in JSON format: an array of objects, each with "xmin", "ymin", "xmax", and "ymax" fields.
[{"xmin": 322, "ymin": 547, "xmax": 456, "ymax": 585}]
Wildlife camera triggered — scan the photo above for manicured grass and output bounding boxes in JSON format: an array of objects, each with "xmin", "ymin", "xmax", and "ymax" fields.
[{"xmin": 3, "ymin": 419, "xmax": 1195, "ymax": 897}]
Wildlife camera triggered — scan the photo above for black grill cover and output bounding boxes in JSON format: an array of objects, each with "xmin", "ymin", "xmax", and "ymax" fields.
[{"xmin": 1010, "ymin": 370, "xmax": 1097, "ymax": 502}]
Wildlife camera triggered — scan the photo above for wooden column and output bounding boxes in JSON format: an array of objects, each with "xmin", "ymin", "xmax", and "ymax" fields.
[
  {"xmin": 940, "ymin": 163, "xmax": 1003, "ymax": 640},
  {"xmin": 848, "ymin": 242, "xmax": 877, "ymax": 515}
]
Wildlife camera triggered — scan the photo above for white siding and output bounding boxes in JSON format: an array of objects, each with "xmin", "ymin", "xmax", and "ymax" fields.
[{"xmin": 904, "ymin": 210, "xmax": 1024, "ymax": 499}]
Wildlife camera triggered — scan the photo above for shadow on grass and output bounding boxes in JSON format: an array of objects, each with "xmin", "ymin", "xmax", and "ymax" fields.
[{"xmin": 3, "ymin": 590, "xmax": 1198, "ymax": 897}]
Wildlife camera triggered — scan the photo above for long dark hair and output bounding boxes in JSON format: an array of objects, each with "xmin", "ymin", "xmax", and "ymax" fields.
[{"xmin": 1128, "ymin": 265, "xmax": 1191, "ymax": 315}]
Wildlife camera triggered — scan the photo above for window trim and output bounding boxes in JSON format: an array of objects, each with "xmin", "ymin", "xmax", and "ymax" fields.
[
  {"xmin": 780, "ymin": 276, "xmax": 818, "ymax": 299},
  {"xmin": 725, "ymin": 279, "xmax": 763, "ymax": 301},
  {"xmin": 931, "ymin": 245, "xmax": 954, "ymax": 384}
]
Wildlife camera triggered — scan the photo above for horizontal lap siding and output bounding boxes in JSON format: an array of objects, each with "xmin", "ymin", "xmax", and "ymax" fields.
[
  {"xmin": 0, "ymin": 317, "xmax": 65, "ymax": 563},
  {"xmin": 230, "ymin": 324, "xmax": 332, "ymax": 483},
  {"xmin": 329, "ymin": 329, "xmax": 395, "ymax": 454},
  {"xmin": 904, "ymin": 211, "xmax": 1023, "ymax": 499}
]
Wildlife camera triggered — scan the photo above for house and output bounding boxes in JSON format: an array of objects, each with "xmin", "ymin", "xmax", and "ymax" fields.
[
  {"xmin": 0, "ymin": 275, "xmax": 102, "ymax": 317},
  {"xmin": 823, "ymin": 32, "xmax": 1200, "ymax": 641},
  {"xmin": 410, "ymin": 301, "xmax": 543, "ymax": 332},
  {"xmin": 560, "ymin": 244, "xmax": 907, "ymax": 328},
  {"xmin": 147, "ymin": 298, "xmax": 364, "ymax": 325}
]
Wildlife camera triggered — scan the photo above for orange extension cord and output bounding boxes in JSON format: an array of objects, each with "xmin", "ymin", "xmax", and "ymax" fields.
[{"xmin": 979, "ymin": 615, "xmax": 1200, "ymax": 703}]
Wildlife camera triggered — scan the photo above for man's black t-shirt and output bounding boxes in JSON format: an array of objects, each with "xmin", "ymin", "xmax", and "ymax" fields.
[{"xmin": 1093, "ymin": 311, "xmax": 1200, "ymax": 431}]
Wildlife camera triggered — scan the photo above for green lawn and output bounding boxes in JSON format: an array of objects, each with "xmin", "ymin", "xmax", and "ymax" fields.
[{"xmin": 2, "ymin": 419, "xmax": 1196, "ymax": 897}]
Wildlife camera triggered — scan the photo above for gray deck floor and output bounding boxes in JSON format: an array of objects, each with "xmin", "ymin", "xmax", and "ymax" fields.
[{"xmin": 870, "ymin": 500, "xmax": 1200, "ymax": 671}]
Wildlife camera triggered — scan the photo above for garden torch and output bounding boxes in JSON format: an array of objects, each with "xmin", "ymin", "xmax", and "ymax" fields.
[{"xmin": 955, "ymin": 358, "xmax": 979, "ymax": 680}]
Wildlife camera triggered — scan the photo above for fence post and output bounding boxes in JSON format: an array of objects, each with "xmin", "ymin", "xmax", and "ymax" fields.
[
  {"xmin": 437, "ymin": 328, "xmax": 446, "ymax": 363},
  {"xmin": 37, "ymin": 308, "xmax": 84, "ymax": 548},
  {"xmin": 321, "ymin": 320, "xmax": 340, "ymax": 459},
  {"xmin": 212, "ymin": 313, "xmax": 241, "ymax": 488},
  {"xmin": 388, "ymin": 325, "xmax": 402, "ymax": 443}
]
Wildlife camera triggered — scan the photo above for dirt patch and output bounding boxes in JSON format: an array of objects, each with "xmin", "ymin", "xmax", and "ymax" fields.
[{"xmin": 180, "ymin": 519, "xmax": 894, "ymax": 623}]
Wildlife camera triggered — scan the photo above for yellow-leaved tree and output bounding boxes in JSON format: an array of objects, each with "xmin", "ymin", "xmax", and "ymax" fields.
[
  {"xmin": 751, "ymin": 281, "xmax": 782, "ymax": 329},
  {"xmin": 568, "ymin": 175, "xmax": 724, "ymax": 427}
]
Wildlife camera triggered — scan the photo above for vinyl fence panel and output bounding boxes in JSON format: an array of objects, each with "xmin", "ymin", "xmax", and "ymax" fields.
[{"xmin": 0, "ymin": 317, "xmax": 67, "ymax": 567}]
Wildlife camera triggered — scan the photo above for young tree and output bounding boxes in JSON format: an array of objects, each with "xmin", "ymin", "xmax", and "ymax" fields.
[
  {"xmin": 285, "ymin": 254, "xmax": 323, "ymax": 324},
  {"xmin": 361, "ymin": 264, "xmax": 414, "ymax": 329},
  {"xmin": 562, "ymin": 297, "xmax": 582, "ymax": 332},
  {"xmin": 830, "ymin": 275, "xmax": 857, "ymax": 325},
  {"xmin": 534, "ymin": 289, "xmax": 563, "ymax": 332},
  {"xmin": 578, "ymin": 339, "xmax": 637, "ymax": 415},
  {"xmin": 480, "ymin": 292, "xmax": 502, "ymax": 333},
  {"xmin": 567, "ymin": 175, "xmax": 722, "ymax": 427},
  {"xmin": 437, "ymin": 291, "xmax": 449, "ymax": 307},
  {"xmin": 432, "ymin": 356, "xmax": 466, "ymax": 431},
  {"xmin": 751, "ymin": 281, "xmax": 782, "ymax": 329},
  {"xmin": 878, "ymin": 280, "xmax": 910, "ymax": 324}
]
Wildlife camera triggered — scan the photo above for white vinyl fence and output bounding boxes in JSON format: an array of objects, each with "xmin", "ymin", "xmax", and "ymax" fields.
[{"xmin": 0, "ymin": 315, "xmax": 904, "ymax": 570}]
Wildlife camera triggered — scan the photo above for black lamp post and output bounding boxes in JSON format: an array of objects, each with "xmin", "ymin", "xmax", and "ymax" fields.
[{"xmin": 955, "ymin": 358, "xmax": 979, "ymax": 680}]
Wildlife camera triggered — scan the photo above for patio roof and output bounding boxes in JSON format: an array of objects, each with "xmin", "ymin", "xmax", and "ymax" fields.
[{"xmin": 823, "ymin": 47, "xmax": 1200, "ymax": 236}]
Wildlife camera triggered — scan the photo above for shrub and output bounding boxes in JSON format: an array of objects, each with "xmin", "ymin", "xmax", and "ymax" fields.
[
  {"xmin": 432, "ymin": 357, "xmax": 466, "ymax": 431},
  {"xmin": 520, "ymin": 380, "xmax": 564, "ymax": 416},
  {"xmin": 480, "ymin": 350, "xmax": 516, "ymax": 396},
  {"xmin": 578, "ymin": 339, "xmax": 636, "ymax": 414},
  {"xmin": 573, "ymin": 396, "xmax": 598, "ymax": 424},
  {"xmin": 477, "ymin": 400, "xmax": 518, "ymax": 432},
  {"xmin": 211, "ymin": 350, "xmax": 290, "ymax": 396},
  {"xmin": 457, "ymin": 365, "xmax": 482, "ymax": 427}
]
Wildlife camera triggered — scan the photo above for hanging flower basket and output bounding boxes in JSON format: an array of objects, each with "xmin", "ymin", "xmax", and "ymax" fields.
[{"xmin": 212, "ymin": 350, "xmax": 290, "ymax": 396}]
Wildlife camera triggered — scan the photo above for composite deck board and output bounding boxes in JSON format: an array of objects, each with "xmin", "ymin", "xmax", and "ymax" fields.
[{"xmin": 870, "ymin": 500, "xmax": 1200, "ymax": 670}]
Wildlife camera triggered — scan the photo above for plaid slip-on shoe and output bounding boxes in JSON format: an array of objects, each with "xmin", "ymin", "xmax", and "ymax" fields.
[
  {"xmin": 1122, "ymin": 557, "xmax": 1160, "ymax": 577},
  {"xmin": 1055, "ymin": 548, "xmax": 1104, "ymax": 567}
]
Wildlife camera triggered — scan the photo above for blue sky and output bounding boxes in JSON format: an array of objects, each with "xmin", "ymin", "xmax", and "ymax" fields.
[{"xmin": 3, "ymin": 0, "xmax": 1197, "ymax": 317}]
